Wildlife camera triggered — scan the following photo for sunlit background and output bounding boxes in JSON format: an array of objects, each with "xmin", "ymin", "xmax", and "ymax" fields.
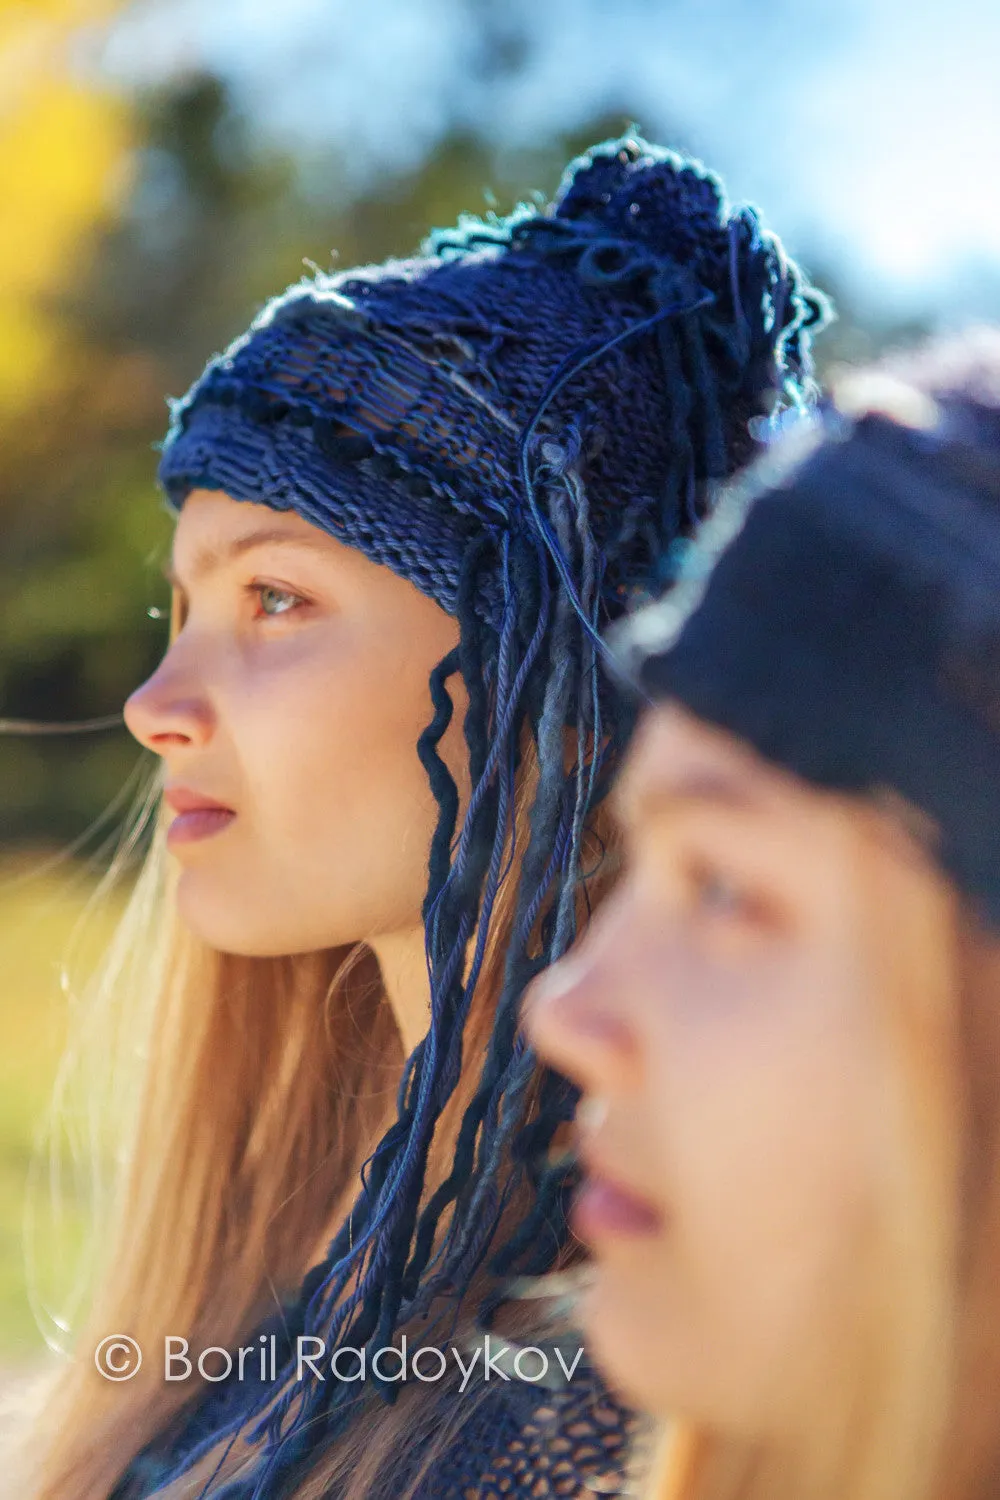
[{"xmin": 1, "ymin": 0, "xmax": 998, "ymax": 1370}]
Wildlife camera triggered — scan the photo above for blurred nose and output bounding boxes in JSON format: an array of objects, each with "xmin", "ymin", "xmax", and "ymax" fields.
[
  {"xmin": 123, "ymin": 644, "xmax": 214, "ymax": 756},
  {"xmin": 522, "ymin": 894, "xmax": 639, "ymax": 1096}
]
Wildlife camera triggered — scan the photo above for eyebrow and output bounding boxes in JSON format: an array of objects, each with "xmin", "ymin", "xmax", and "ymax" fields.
[
  {"xmin": 161, "ymin": 526, "xmax": 337, "ymax": 590},
  {"xmin": 611, "ymin": 763, "xmax": 763, "ymax": 828}
]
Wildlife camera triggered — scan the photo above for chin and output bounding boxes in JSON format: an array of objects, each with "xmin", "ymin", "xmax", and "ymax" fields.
[
  {"xmin": 580, "ymin": 1265, "xmax": 678, "ymax": 1419},
  {"xmin": 174, "ymin": 870, "xmax": 356, "ymax": 956},
  {"xmin": 174, "ymin": 872, "xmax": 277, "ymax": 955}
]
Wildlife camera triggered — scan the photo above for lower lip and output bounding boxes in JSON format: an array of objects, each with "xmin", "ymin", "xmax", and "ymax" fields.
[
  {"xmin": 166, "ymin": 808, "xmax": 236, "ymax": 845},
  {"xmin": 572, "ymin": 1175, "xmax": 664, "ymax": 1242}
]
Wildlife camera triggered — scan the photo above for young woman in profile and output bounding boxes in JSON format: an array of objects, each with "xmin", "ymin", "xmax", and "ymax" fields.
[
  {"xmin": 11, "ymin": 136, "xmax": 823, "ymax": 1499},
  {"xmin": 526, "ymin": 330, "xmax": 1000, "ymax": 1500}
]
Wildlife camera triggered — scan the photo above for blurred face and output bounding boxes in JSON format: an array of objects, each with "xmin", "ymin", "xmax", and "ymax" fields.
[
  {"xmin": 524, "ymin": 703, "xmax": 922, "ymax": 1441},
  {"xmin": 124, "ymin": 489, "xmax": 467, "ymax": 958}
]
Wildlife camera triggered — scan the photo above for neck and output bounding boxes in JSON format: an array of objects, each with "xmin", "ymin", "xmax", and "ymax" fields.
[{"xmin": 369, "ymin": 926, "xmax": 431, "ymax": 1056}]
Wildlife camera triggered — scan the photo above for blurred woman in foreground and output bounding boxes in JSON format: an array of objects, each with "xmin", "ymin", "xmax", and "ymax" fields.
[{"xmin": 526, "ymin": 331, "xmax": 1000, "ymax": 1500}]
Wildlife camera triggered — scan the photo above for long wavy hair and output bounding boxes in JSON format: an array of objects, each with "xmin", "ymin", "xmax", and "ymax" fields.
[
  {"xmin": 639, "ymin": 798, "xmax": 1000, "ymax": 1500},
  {"xmin": 8, "ymin": 578, "xmax": 623, "ymax": 1500},
  {"xmin": 7, "ymin": 133, "xmax": 827, "ymax": 1500}
]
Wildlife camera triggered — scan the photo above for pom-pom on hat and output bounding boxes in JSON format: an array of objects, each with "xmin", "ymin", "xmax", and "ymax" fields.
[{"xmin": 135, "ymin": 135, "xmax": 828, "ymax": 1497}]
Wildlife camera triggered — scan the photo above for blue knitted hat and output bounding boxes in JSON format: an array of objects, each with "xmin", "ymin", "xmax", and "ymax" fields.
[{"xmin": 129, "ymin": 136, "xmax": 827, "ymax": 1498}]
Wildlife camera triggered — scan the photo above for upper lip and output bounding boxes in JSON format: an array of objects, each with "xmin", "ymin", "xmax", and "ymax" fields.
[
  {"xmin": 163, "ymin": 785, "xmax": 235, "ymax": 815},
  {"xmin": 575, "ymin": 1132, "xmax": 661, "ymax": 1215}
]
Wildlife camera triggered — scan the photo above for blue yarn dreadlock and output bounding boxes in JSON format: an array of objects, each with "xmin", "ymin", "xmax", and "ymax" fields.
[{"xmin": 119, "ymin": 135, "xmax": 828, "ymax": 1498}]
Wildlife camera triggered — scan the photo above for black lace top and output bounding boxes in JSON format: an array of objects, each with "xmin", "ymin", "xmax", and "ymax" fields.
[
  {"xmin": 404, "ymin": 1358, "xmax": 640, "ymax": 1499},
  {"xmin": 112, "ymin": 1347, "xmax": 639, "ymax": 1497}
]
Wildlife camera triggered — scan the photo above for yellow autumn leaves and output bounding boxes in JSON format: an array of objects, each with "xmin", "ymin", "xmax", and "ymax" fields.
[{"xmin": 0, "ymin": 0, "xmax": 131, "ymax": 418}]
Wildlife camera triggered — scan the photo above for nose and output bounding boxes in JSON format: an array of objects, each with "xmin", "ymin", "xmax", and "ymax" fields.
[
  {"xmin": 522, "ymin": 895, "xmax": 639, "ymax": 1096},
  {"xmin": 123, "ymin": 647, "xmax": 214, "ymax": 756}
]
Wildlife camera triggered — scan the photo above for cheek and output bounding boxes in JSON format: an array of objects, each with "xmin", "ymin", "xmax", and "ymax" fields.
[
  {"xmin": 596, "ymin": 929, "xmax": 885, "ymax": 1428},
  {"xmin": 288, "ymin": 651, "xmax": 436, "ymax": 839},
  {"xmin": 196, "ymin": 633, "xmax": 460, "ymax": 946},
  {"xmin": 664, "ymin": 959, "xmax": 880, "ymax": 1274}
]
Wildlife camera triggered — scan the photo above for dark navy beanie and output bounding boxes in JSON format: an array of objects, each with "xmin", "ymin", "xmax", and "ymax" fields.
[{"xmin": 615, "ymin": 331, "xmax": 1000, "ymax": 931}]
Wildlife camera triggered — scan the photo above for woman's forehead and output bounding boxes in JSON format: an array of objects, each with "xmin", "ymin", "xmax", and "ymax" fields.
[
  {"xmin": 176, "ymin": 487, "xmax": 324, "ymax": 539},
  {"xmin": 168, "ymin": 488, "xmax": 347, "ymax": 582},
  {"xmin": 617, "ymin": 705, "xmax": 808, "ymax": 822}
]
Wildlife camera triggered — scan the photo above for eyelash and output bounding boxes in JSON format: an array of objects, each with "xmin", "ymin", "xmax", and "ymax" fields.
[
  {"xmin": 244, "ymin": 582, "xmax": 309, "ymax": 619},
  {"xmin": 685, "ymin": 854, "xmax": 781, "ymax": 931}
]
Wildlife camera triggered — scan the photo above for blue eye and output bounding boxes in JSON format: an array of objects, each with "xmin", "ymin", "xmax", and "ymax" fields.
[
  {"xmin": 248, "ymin": 583, "xmax": 304, "ymax": 618},
  {"xmin": 685, "ymin": 855, "xmax": 759, "ymax": 923},
  {"xmin": 696, "ymin": 870, "xmax": 746, "ymax": 916},
  {"xmin": 688, "ymin": 858, "xmax": 786, "ymax": 939}
]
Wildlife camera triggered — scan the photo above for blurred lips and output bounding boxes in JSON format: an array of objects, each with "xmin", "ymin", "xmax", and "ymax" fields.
[
  {"xmin": 573, "ymin": 1140, "xmax": 664, "ymax": 1242},
  {"xmin": 164, "ymin": 785, "xmax": 236, "ymax": 846}
]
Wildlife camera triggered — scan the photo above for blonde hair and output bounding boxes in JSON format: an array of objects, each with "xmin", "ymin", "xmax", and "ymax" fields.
[
  {"xmin": 639, "ymin": 797, "xmax": 1000, "ymax": 1500},
  {"xmin": 9, "ymin": 588, "xmax": 623, "ymax": 1499}
]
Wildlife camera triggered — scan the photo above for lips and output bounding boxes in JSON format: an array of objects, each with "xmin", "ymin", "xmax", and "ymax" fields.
[
  {"xmin": 164, "ymin": 785, "xmax": 236, "ymax": 847},
  {"xmin": 572, "ymin": 1135, "xmax": 664, "ymax": 1242},
  {"xmin": 572, "ymin": 1174, "xmax": 663, "ymax": 1241},
  {"xmin": 163, "ymin": 786, "xmax": 235, "ymax": 815}
]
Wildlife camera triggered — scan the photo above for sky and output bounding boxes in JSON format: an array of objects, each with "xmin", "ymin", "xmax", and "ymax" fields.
[{"xmin": 96, "ymin": 0, "xmax": 1000, "ymax": 322}]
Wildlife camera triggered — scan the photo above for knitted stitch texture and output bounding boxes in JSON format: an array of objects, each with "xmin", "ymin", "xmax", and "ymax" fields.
[
  {"xmin": 616, "ymin": 352, "xmax": 1000, "ymax": 932},
  {"xmin": 158, "ymin": 138, "xmax": 825, "ymax": 623},
  {"xmin": 120, "ymin": 134, "xmax": 828, "ymax": 1500}
]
